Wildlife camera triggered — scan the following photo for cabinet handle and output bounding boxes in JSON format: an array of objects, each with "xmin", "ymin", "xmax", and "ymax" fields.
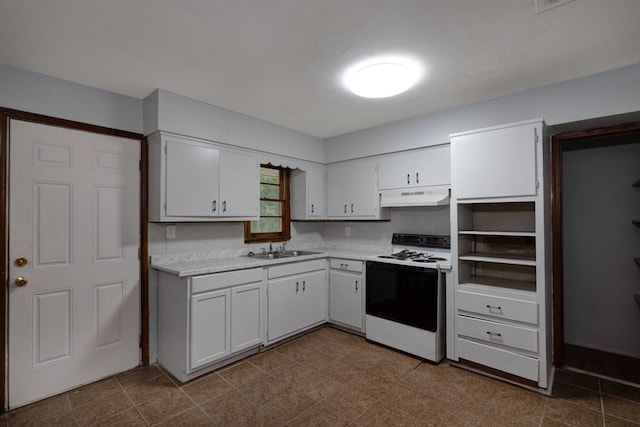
[
  {"xmin": 212, "ymin": 200, "xmax": 217, "ymax": 212},
  {"xmin": 486, "ymin": 331, "xmax": 502, "ymax": 338},
  {"xmin": 485, "ymin": 304, "xmax": 502, "ymax": 312},
  {"xmin": 350, "ymin": 204, "xmax": 354, "ymax": 213},
  {"xmin": 302, "ymin": 280, "xmax": 306, "ymax": 291},
  {"xmin": 355, "ymin": 280, "xmax": 358, "ymax": 291},
  {"xmin": 407, "ymin": 173, "xmax": 410, "ymax": 184},
  {"xmin": 296, "ymin": 281, "xmax": 299, "ymax": 293},
  {"xmin": 340, "ymin": 263, "xmax": 348, "ymax": 269},
  {"xmin": 223, "ymin": 201, "xmax": 227, "ymax": 212},
  {"xmin": 311, "ymin": 204, "xmax": 314, "ymax": 213},
  {"xmin": 416, "ymin": 172, "xmax": 419, "ymax": 184},
  {"xmin": 344, "ymin": 204, "xmax": 347, "ymax": 214}
]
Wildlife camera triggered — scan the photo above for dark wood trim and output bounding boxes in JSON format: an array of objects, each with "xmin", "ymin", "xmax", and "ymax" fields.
[
  {"xmin": 0, "ymin": 112, "xmax": 9, "ymax": 412},
  {"xmin": 0, "ymin": 108, "xmax": 146, "ymax": 410},
  {"xmin": 564, "ymin": 343, "xmax": 640, "ymax": 384},
  {"xmin": 140, "ymin": 137, "xmax": 149, "ymax": 366},
  {"xmin": 550, "ymin": 118, "xmax": 640, "ymax": 369},
  {"xmin": 457, "ymin": 358, "xmax": 540, "ymax": 389},
  {"xmin": 550, "ymin": 132, "xmax": 564, "ymax": 367}
]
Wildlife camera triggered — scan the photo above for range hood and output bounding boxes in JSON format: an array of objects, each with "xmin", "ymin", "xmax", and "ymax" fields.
[{"xmin": 379, "ymin": 185, "xmax": 450, "ymax": 207}]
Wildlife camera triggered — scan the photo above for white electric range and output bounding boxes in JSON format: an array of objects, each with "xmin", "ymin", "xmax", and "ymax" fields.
[{"xmin": 365, "ymin": 233, "xmax": 450, "ymax": 362}]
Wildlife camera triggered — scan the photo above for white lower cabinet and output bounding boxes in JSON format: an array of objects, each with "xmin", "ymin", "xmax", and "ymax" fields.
[
  {"xmin": 267, "ymin": 259, "xmax": 327, "ymax": 343},
  {"xmin": 231, "ymin": 282, "xmax": 262, "ymax": 352},
  {"xmin": 158, "ymin": 268, "xmax": 264, "ymax": 382},
  {"xmin": 328, "ymin": 258, "xmax": 364, "ymax": 332},
  {"xmin": 190, "ymin": 288, "xmax": 231, "ymax": 370}
]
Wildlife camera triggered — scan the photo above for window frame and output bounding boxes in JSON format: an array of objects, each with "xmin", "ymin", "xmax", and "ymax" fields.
[{"xmin": 244, "ymin": 165, "xmax": 291, "ymax": 243}]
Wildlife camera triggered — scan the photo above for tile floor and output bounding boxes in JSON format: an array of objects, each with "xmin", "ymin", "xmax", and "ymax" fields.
[{"xmin": 3, "ymin": 326, "xmax": 640, "ymax": 426}]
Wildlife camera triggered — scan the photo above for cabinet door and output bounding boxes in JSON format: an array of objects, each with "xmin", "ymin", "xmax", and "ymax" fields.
[
  {"xmin": 190, "ymin": 289, "xmax": 230, "ymax": 370},
  {"xmin": 326, "ymin": 163, "xmax": 351, "ymax": 217},
  {"xmin": 267, "ymin": 276, "xmax": 298, "ymax": 341},
  {"xmin": 412, "ymin": 145, "xmax": 450, "ymax": 188},
  {"xmin": 307, "ymin": 164, "xmax": 326, "ymax": 218},
  {"xmin": 231, "ymin": 282, "xmax": 262, "ymax": 352},
  {"xmin": 349, "ymin": 159, "xmax": 378, "ymax": 216},
  {"xmin": 327, "ymin": 159, "xmax": 379, "ymax": 218},
  {"xmin": 378, "ymin": 153, "xmax": 411, "ymax": 190},
  {"xmin": 218, "ymin": 149, "xmax": 259, "ymax": 217},
  {"xmin": 329, "ymin": 270, "xmax": 362, "ymax": 330},
  {"xmin": 452, "ymin": 123, "xmax": 538, "ymax": 199},
  {"xmin": 298, "ymin": 270, "xmax": 328, "ymax": 329},
  {"xmin": 165, "ymin": 138, "xmax": 219, "ymax": 217}
]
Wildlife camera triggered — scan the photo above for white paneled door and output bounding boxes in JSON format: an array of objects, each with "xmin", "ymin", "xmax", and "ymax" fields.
[{"xmin": 7, "ymin": 119, "xmax": 140, "ymax": 408}]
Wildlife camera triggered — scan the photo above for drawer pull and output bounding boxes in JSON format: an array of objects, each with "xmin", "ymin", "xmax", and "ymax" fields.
[
  {"xmin": 355, "ymin": 280, "xmax": 358, "ymax": 291},
  {"xmin": 302, "ymin": 280, "xmax": 306, "ymax": 292},
  {"xmin": 486, "ymin": 331, "xmax": 502, "ymax": 337},
  {"xmin": 486, "ymin": 304, "xmax": 502, "ymax": 312},
  {"xmin": 296, "ymin": 281, "xmax": 299, "ymax": 293}
]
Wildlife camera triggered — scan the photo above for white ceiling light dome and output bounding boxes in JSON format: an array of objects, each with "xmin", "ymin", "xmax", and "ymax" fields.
[{"xmin": 344, "ymin": 56, "xmax": 424, "ymax": 98}]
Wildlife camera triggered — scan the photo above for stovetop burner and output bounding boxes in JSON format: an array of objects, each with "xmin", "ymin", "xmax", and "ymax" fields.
[{"xmin": 371, "ymin": 233, "xmax": 451, "ymax": 267}]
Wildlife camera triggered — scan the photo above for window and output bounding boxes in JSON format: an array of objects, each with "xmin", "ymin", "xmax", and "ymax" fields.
[{"xmin": 244, "ymin": 165, "xmax": 291, "ymax": 243}]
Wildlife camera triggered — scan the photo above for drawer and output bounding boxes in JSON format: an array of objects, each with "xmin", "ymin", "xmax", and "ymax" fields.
[
  {"xmin": 268, "ymin": 259, "xmax": 326, "ymax": 279},
  {"xmin": 457, "ymin": 291, "xmax": 538, "ymax": 325},
  {"xmin": 329, "ymin": 258, "xmax": 363, "ymax": 273},
  {"xmin": 191, "ymin": 268, "xmax": 263, "ymax": 294},
  {"xmin": 457, "ymin": 338, "xmax": 539, "ymax": 382},
  {"xmin": 457, "ymin": 315, "xmax": 538, "ymax": 353}
]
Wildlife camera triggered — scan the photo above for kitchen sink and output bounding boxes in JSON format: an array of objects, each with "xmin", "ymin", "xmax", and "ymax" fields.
[
  {"xmin": 244, "ymin": 250, "xmax": 322, "ymax": 259},
  {"xmin": 280, "ymin": 250, "xmax": 322, "ymax": 257}
]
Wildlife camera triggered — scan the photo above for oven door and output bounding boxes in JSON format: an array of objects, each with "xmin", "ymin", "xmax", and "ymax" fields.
[{"xmin": 365, "ymin": 261, "xmax": 438, "ymax": 332}]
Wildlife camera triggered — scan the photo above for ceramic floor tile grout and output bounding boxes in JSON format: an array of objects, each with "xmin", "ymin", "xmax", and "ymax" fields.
[{"xmin": 4, "ymin": 326, "xmax": 640, "ymax": 426}]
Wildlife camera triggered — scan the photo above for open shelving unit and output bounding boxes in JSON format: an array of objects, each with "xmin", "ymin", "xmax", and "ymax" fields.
[{"xmin": 456, "ymin": 202, "xmax": 538, "ymax": 294}]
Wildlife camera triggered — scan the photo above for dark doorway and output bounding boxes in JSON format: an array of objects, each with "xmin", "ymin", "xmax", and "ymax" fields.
[{"xmin": 551, "ymin": 114, "xmax": 640, "ymax": 383}]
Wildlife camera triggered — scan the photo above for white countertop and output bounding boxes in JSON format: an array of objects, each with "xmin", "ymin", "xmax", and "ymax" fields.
[{"xmin": 151, "ymin": 249, "xmax": 382, "ymax": 277}]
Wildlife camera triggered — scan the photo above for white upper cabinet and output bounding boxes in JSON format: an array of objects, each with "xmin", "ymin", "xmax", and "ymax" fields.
[
  {"xmin": 218, "ymin": 149, "xmax": 260, "ymax": 217},
  {"xmin": 326, "ymin": 158, "xmax": 389, "ymax": 219},
  {"xmin": 378, "ymin": 145, "xmax": 451, "ymax": 190},
  {"xmin": 451, "ymin": 121, "xmax": 540, "ymax": 200},
  {"xmin": 149, "ymin": 132, "xmax": 259, "ymax": 222},
  {"xmin": 291, "ymin": 163, "xmax": 326, "ymax": 220},
  {"xmin": 164, "ymin": 136, "xmax": 219, "ymax": 217}
]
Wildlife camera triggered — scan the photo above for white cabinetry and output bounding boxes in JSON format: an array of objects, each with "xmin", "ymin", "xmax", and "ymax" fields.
[
  {"xmin": 326, "ymin": 158, "xmax": 389, "ymax": 219},
  {"xmin": 378, "ymin": 145, "xmax": 450, "ymax": 190},
  {"xmin": 267, "ymin": 259, "xmax": 327, "ymax": 343},
  {"xmin": 158, "ymin": 268, "xmax": 264, "ymax": 382},
  {"xmin": 450, "ymin": 119, "xmax": 551, "ymax": 390},
  {"xmin": 328, "ymin": 258, "xmax": 364, "ymax": 332},
  {"xmin": 291, "ymin": 163, "xmax": 326, "ymax": 219},
  {"xmin": 451, "ymin": 121, "xmax": 540, "ymax": 199},
  {"xmin": 148, "ymin": 132, "xmax": 259, "ymax": 222}
]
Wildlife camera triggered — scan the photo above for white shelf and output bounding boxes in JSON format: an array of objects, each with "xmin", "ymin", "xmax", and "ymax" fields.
[
  {"xmin": 458, "ymin": 277, "xmax": 537, "ymax": 295},
  {"xmin": 459, "ymin": 252, "xmax": 536, "ymax": 266},
  {"xmin": 459, "ymin": 230, "xmax": 536, "ymax": 237}
]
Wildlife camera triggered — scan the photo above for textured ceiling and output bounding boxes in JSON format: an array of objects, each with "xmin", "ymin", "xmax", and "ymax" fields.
[{"xmin": 0, "ymin": 0, "xmax": 639, "ymax": 138}]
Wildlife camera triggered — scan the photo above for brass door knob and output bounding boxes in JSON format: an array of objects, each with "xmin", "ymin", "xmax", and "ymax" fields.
[
  {"xmin": 14, "ymin": 257, "xmax": 28, "ymax": 267},
  {"xmin": 14, "ymin": 276, "xmax": 28, "ymax": 287}
]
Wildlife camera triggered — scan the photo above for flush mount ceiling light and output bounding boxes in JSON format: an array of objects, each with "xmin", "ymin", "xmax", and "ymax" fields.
[{"xmin": 344, "ymin": 57, "xmax": 423, "ymax": 98}]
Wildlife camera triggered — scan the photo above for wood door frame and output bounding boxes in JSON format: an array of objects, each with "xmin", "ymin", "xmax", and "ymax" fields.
[
  {"xmin": 551, "ymin": 115, "xmax": 640, "ymax": 367},
  {"xmin": 0, "ymin": 108, "xmax": 149, "ymax": 411}
]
